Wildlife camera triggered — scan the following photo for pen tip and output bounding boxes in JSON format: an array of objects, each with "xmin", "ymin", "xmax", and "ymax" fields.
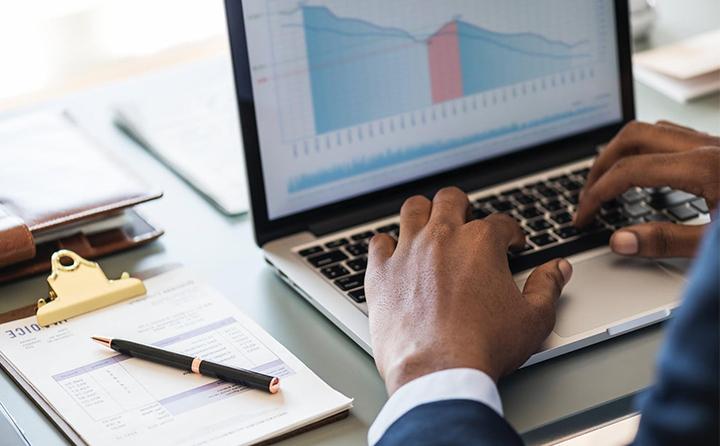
[
  {"xmin": 269, "ymin": 377, "xmax": 281, "ymax": 394},
  {"xmin": 91, "ymin": 336, "xmax": 112, "ymax": 348}
]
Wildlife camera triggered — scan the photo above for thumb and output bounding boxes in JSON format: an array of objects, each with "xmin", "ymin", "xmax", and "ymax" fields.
[
  {"xmin": 522, "ymin": 259, "xmax": 573, "ymax": 322},
  {"xmin": 610, "ymin": 223, "xmax": 707, "ymax": 258}
]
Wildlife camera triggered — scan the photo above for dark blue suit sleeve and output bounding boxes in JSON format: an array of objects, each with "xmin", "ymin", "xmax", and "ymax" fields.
[
  {"xmin": 376, "ymin": 399, "xmax": 523, "ymax": 446},
  {"xmin": 632, "ymin": 221, "xmax": 719, "ymax": 445}
]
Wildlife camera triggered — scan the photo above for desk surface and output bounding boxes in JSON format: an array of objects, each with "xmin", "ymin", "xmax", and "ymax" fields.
[{"xmin": 1, "ymin": 2, "xmax": 718, "ymax": 445}]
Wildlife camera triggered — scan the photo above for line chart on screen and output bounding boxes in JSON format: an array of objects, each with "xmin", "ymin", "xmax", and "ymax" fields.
[{"xmin": 241, "ymin": 0, "xmax": 622, "ymax": 218}]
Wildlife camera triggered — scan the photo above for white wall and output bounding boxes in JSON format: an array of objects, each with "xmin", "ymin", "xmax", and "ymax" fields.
[{"xmin": 0, "ymin": 0, "xmax": 226, "ymax": 100}]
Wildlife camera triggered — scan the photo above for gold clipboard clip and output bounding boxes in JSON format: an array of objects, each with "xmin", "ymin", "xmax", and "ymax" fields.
[{"xmin": 36, "ymin": 250, "xmax": 146, "ymax": 326}]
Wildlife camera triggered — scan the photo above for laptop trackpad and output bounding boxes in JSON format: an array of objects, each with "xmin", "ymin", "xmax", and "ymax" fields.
[{"xmin": 552, "ymin": 253, "xmax": 685, "ymax": 338}]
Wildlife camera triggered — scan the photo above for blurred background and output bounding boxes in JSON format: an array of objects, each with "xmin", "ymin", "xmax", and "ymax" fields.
[
  {"xmin": 0, "ymin": 0, "xmax": 226, "ymax": 101},
  {"xmin": 0, "ymin": 0, "xmax": 716, "ymax": 106}
]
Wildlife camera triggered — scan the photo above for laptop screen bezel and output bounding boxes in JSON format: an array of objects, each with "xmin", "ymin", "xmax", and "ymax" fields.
[{"xmin": 225, "ymin": 0, "xmax": 635, "ymax": 246}]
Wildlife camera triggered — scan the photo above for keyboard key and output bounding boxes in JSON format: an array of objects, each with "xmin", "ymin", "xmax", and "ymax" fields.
[
  {"xmin": 308, "ymin": 250, "xmax": 348, "ymax": 268},
  {"xmin": 346, "ymin": 257, "xmax": 368, "ymax": 272},
  {"xmin": 541, "ymin": 200, "xmax": 565, "ymax": 212},
  {"xmin": 335, "ymin": 273, "xmax": 365, "ymax": 291},
  {"xmin": 345, "ymin": 242, "xmax": 369, "ymax": 257},
  {"xmin": 565, "ymin": 192, "xmax": 580, "ymax": 205},
  {"xmin": 551, "ymin": 212, "xmax": 573, "ymax": 225},
  {"xmin": 472, "ymin": 207, "xmax": 491, "ymax": 219},
  {"xmin": 504, "ymin": 211, "xmax": 522, "ymax": 222},
  {"xmin": 351, "ymin": 230, "xmax": 375, "ymax": 241},
  {"xmin": 646, "ymin": 186, "xmax": 672, "ymax": 194},
  {"xmin": 580, "ymin": 219, "xmax": 606, "ymax": 233},
  {"xmin": 601, "ymin": 210, "xmax": 629, "ymax": 226},
  {"xmin": 519, "ymin": 206, "xmax": 543, "ymax": 219},
  {"xmin": 524, "ymin": 180, "xmax": 545, "ymax": 188},
  {"xmin": 509, "ymin": 243, "xmax": 533, "ymax": 255},
  {"xmin": 325, "ymin": 238, "xmax": 349, "ymax": 249},
  {"xmin": 299, "ymin": 246, "xmax": 323, "ymax": 257},
  {"xmin": 514, "ymin": 194, "xmax": 536, "ymax": 205},
  {"xmin": 645, "ymin": 213, "xmax": 671, "ymax": 223},
  {"xmin": 501, "ymin": 188, "xmax": 522, "ymax": 196},
  {"xmin": 537, "ymin": 187, "xmax": 560, "ymax": 198},
  {"xmin": 348, "ymin": 288, "xmax": 366, "ymax": 303},
  {"xmin": 648, "ymin": 190, "xmax": 695, "ymax": 209},
  {"xmin": 377, "ymin": 223, "xmax": 399, "ymax": 233},
  {"xmin": 475, "ymin": 195, "xmax": 498, "ymax": 204},
  {"xmin": 490, "ymin": 200, "xmax": 513, "ymax": 211},
  {"xmin": 572, "ymin": 167, "xmax": 590, "ymax": 177},
  {"xmin": 690, "ymin": 198, "xmax": 709, "ymax": 214},
  {"xmin": 555, "ymin": 226, "xmax": 580, "ymax": 239},
  {"xmin": 530, "ymin": 232, "xmax": 557, "ymax": 247},
  {"xmin": 668, "ymin": 205, "xmax": 699, "ymax": 222},
  {"xmin": 321, "ymin": 265, "xmax": 350, "ymax": 279},
  {"xmin": 557, "ymin": 178, "xmax": 583, "ymax": 192},
  {"xmin": 549, "ymin": 174, "xmax": 569, "ymax": 182},
  {"xmin": 624, "ymin": 202, "xmax": 651, "ymax": 218},
  {"xmin": 601, "ymin": 199, "xmax": 621, "ymax": 212},
  {"xmin": 620, "ymin": 188, "xmax": 647, "ymax": 204},
  {"xmin": 511, "ymin": 230, "xmax": 612, "ymax": 273},
  {"xmin": 527, "ymin": 219, "xmax": 553, "ymax": 232},
  {"xmin": 490, "ymin": 209, "xmax": 515, "ymax": 220}
]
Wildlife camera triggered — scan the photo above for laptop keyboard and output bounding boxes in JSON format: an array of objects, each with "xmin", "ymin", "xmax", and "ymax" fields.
[{"xmin": 296, "ymin": 167, "xmax": 710, "ymax": 305}]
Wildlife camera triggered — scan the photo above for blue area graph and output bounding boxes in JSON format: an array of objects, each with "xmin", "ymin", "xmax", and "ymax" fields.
[
  {"xmin": 301, "ymin": 5, "xmax": 589, "ymax": 134},
  {"xmin": 456, "ymin": 21, "xmax": 580, "ymax": 96},
  {"xmin": 287, "ymin": 105, "xmax": 603, "ymax": 193},
  {"xmin": 302, "ymin": 6, "xmax": 431, "ymax": 135}
]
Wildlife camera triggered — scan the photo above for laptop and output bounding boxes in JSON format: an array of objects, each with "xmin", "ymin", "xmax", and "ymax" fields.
[{"xmin": 224, "ymin": 0, "xmax": 711, "ymax": 365}]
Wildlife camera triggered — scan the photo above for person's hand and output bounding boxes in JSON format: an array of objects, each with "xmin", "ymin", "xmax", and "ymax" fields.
[
  {"xmin": 365, "ymin": 187, "xmax": 573, "ymax": 395},
  {"xmin": 575, "ymin": 120, "xmax": 719, "ymax": 258}
]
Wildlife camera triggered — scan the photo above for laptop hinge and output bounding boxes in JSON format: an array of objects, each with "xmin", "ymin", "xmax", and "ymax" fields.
[
  {"xmin": 307, "ymin": 144, "xmax": 603, "ymax": 237},
  {"xmin": 308, "ymin": 197, "xmax": 411, "ymax": 236}
]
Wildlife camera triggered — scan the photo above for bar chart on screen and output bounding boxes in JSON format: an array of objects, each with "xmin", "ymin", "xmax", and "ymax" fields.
[{"xmin": 242, "ymin": 0, "xmax": 623, "ymax": 218}]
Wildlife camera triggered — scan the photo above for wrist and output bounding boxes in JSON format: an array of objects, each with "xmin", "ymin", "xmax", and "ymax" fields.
[{"xmin": 382, "ymin": 350, "xmax": 501, "ymax": 395}]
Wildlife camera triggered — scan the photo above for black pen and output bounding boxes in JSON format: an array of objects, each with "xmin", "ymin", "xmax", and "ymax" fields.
[{"xmin": 92, "ymin": 336, "xmax": 280, "ymax": 394}]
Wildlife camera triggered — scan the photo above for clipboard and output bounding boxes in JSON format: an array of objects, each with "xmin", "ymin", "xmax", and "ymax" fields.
[
  {"xmin": 0, "ymin": 253, "xmax": 350, "ymax": 446},
  {"xmin": 0, "ymin": 251, "xmax": 176, "ymax": 326},
  {"xmin": 0, "ymin": 260, "xmax": 178, "ymax": 446}
]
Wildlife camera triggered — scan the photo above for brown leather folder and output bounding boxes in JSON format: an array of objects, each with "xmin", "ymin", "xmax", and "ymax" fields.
[{"xmin": 0, "ymin": 112, "xmax": 163, "ymax": 283}]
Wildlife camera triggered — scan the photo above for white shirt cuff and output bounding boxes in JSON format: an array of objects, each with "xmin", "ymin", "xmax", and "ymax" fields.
[{"xmin": 368, "ymin": 368, "xmax": 502, "ymax": 445}]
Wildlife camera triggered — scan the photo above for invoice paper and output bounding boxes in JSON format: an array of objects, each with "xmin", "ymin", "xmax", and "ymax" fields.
[{"xmin": 0, "ymin": 268, "xmax": 352, "ymax": 445}]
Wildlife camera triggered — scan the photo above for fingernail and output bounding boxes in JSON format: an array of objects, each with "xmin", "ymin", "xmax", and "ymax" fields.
[
  {"xmin": 611, "ymin": 231, "xmax": 639, "ymax": 255},
  {"xmin": 558, "ymin": 259, "xmax": 573, "ymax": 284}
]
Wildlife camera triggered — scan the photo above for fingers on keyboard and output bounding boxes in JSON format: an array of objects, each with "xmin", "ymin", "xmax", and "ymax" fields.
[{"xmin": 298, "ymin": 172, "xmax": 709, "ymax": 281}]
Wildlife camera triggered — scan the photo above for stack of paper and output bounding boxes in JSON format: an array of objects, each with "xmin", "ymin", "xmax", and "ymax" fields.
[
  {"xmin": 633, "ymin": 30, "xmax": 720, "ymax": 103},
  {"xmin": 114, "ymin": 57, "xmax": 249, "ymax": 216}
]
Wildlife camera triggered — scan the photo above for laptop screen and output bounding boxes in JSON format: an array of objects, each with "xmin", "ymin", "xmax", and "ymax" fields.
[{"xmin": 240, "ymin": 1, "xmax": 623, "ymax": 220}]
